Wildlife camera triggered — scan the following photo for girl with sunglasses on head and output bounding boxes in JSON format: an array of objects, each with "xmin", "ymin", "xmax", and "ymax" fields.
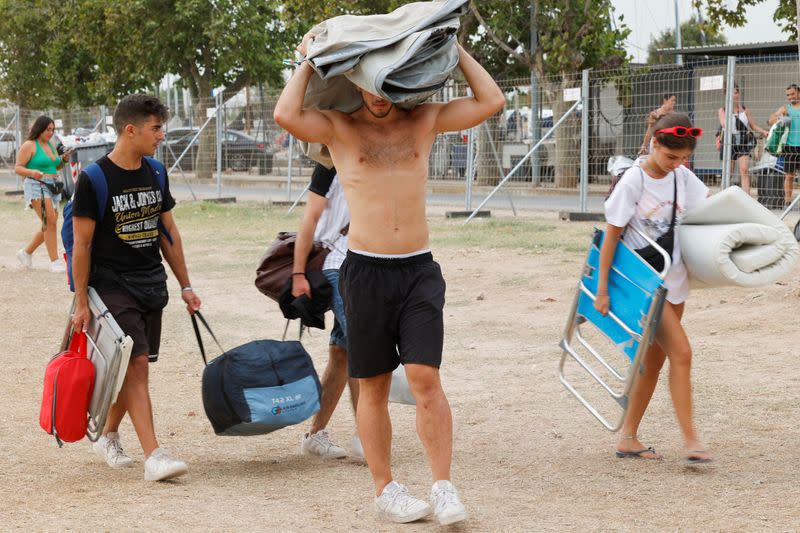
[{"xmin": 595, "ymin": 112, "xmax": 713, "ymax": 465}]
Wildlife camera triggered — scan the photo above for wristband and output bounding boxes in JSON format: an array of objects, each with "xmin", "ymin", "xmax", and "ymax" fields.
[
  {"xmin": 181, "ymin": 286, "xmax": 193, "ymax": 292},
  {"xmin": 291, "ymin": 272, "xmax": 306, "ymax": 276}
]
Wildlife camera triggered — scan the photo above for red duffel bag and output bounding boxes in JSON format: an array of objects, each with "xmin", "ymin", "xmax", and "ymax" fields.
[{"xmin": 39, "ymin": 331, "xmax": 95, "ymax": 446}]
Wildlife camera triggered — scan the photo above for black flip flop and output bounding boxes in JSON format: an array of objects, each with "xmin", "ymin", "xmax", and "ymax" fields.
[
  {"xmin": 615, "ymin": 447, "xmax": 662, "ymax": 460},
  {"xmin": 685, "ymin": 450, "xmax": 713, "ymax": 465}
]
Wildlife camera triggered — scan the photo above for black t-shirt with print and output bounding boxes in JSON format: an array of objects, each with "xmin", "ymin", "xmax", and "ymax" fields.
[{"xmin": 72, "ymin": 155, "xmax": 175, "ymax": 290}]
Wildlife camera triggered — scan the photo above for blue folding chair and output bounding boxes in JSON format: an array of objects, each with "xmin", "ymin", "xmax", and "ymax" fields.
[{"xmin": 558, "ymin": 228, "xmax": 669, "ymax": 431}]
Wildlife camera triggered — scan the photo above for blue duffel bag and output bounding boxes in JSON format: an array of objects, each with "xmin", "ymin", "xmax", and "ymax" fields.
[{"xmin": 191, "ymin": 312, "xmax": 321, "ymax": 436}]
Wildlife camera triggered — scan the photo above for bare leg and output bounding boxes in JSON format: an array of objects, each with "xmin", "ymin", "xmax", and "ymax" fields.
[
  {"xmin": 404, "ymin": 364, "xmax": 452, "ymax": 482},
  {"xmin": 738, "ymin": 155, "xmax": 750, "ymax": 195},
  {"xmin": 26, "ymin": 200, "xmax": 45, "ymax": 255},
  {"xmin": 41, "ymin": 198, "xmax": 59, "ymax": 261},
  {"xmin": 616, "ymin": 343, "xmax": 667, "ymax": 458},
  {"xmin": 357, "ymin": 372, "xmax": 393, "ymax": 495},
  {"xmin": 348, "ymin": 376, "xmax": 360, "ymax": 415},
  {"xmin": 106, "ymin": 355, "xmax": 159, "ymax": 456},
  {"xmin": 785, "ymin": 172, "xmax": 795, "ymax": 205},
  {"xmin": 308, "ymin": 344, "xmax": 349, "ymax": 434},
  {"xmin": 656, "ymin": 303, "xmax": 711, "ymax": 460}
]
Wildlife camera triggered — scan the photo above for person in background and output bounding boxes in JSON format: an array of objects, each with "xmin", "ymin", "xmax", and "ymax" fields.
[
  {"xmin": 717, "ymin": 83, "xmax": 768, "ymax": 195},
  {"xmin": 639, "ymin": 93, "xmax": 677, "ymax": 156},
  {"xmin": 14, "ymin": 115, "xmax": 73, "ymax": 272},
  {"xmin": 768, "ymin": 83, "xmax": 800, "ymax": 206}
]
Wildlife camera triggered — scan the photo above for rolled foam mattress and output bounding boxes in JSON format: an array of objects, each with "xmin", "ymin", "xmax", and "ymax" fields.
[{"xmin": 678, "ymin": 186, "xmax": 799, "ymax": 287}]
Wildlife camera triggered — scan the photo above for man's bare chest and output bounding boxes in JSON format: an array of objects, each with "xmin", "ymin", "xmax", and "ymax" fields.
[{"xmin": 354, "ymin": 124, "xmax": 425, "ymax": 168}]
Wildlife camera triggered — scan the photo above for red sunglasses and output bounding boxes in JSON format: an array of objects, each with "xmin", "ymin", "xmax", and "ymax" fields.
[{"xmin": 656, "ymin": 126, "xmax": 703, "ymax": 138}]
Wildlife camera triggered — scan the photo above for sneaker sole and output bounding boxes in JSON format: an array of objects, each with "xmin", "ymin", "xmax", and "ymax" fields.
[
  {"xmin": 378, "ymin": 505, "xmax": 432, "ymax": 524},
  {"xmin": 437, "ymin": 509, "xmax": 469, "ymax": 526},
  {"xmin": 144, "ymin": 464, "xmax": 188, "ymax": 482},
  {"xmin": 300, "ymin": 445, "xmax": 347, "ymax": 459}
]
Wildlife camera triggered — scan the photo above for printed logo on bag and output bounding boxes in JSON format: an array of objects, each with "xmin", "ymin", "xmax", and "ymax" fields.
[
  {"xmin": 271, "ymin": 406, "xmax": 282, "ymax": 415},
  {"xmin": 269, "ymin": 393, "xmax": 309, "ymax": 416},
  {"xmin": 272, "ymin": 394, "xmax": 303, "ymax": 405}
]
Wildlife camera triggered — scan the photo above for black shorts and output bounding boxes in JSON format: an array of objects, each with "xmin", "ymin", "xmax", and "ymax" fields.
[
  {"xmin": 783, "ymin": 145, "xmax": 800, "ymax": 174},
  {"xmin": 339, "ymin": 251, "xmax": 446, "ymax": 378},
  {"xmin": 719, "ymin": 143, "xmax": 752, "ymax": 161},
  {"xmin": 97, "ymin": 290, "xmax": 163, "ymax": 362}
]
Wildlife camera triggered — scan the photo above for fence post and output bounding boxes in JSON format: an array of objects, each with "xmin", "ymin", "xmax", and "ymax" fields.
[
  {"xmin": 464, "ymin": 126, "xmax": 475, "ymax": 210},
  {"xmin": 14, "ymin": 106, "xmax": 21, "ymax": 189},
  {"xmin": 99, "ymin": 105, "xmax": 107, "ymax": 133},
  {"xmin": 579, "ymin": 68, "xmax": 590, "ymax": 213},
  {"xmin": 721, "ymin": 56, "xmax": 736, "ymax": 190},
  {"xmin": 287, "ymin": 134, "xmax": 294, "ymax": 201},
  {"xmin": 216, "ymin": 91, "xmax": 223, "ymax": 198}
]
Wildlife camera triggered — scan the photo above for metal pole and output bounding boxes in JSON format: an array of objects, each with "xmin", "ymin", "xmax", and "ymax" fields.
[
  {"xmin": 796, "ymin": 0, "xmax": 800, "ymax": 79},
  {"xmin": 216, "ymin": 91, "xmax": 222, "ymax": 198},
  {"xmin": 465, "ymin": 99, "xmax": 581, "ymax": 224},
  {"xmin": 530, "ymin": 0, "xmax": 541, "ymax": 186},
  {"xmin": 287, "ymin": 134, "xmax": 294, "ymax": 201},
  {"xmin": 674, "ymin": 0, "xmax": 683, "ymax": 66},
  {"xmin": 722, "ymin": 56, "xmax": 736, "ymax": 189},
  {"xmin": 579, "ymin": 69, "xmax": 590, "ymax": 213},
  {"xmin": 465, "ymin": 127, "xmax": 475, "ymax": 210},
  {"xmin": 287, "ymin": 183, "xmax": 310, "ymax": 214},
  {"xmin": 99, "ymin": 105, "xmax": 107, "ymax": 134},
  {"xmin": 14, "ymin": 106, "xmax": 21, "ymax": 189}
]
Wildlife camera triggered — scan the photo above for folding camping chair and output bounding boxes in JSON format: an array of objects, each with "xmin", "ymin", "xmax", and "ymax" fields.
[
  {"xmin": 60, "ymin": 287, "xmax": 133, "ymax": 441},
  {"xmin": 558, "ymin": 228, "xmax": 668, "ymax": 431}
]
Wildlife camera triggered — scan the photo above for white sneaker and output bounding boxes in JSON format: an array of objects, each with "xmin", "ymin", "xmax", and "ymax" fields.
[
  {"xmin": 16, "ymin": 249, "xmax": 32, "ymax": 268},
  {"xmin": 375, "ymin": 481, "xmax": 432, "ymax": 523},
  {"xmin": 430, "ymin": 480, "xmax": 468, "ymax": 525},
  {"xmin": 350, "ymin": 434, "xmax": 365, "ymax": 461},
  {"xmin": 143, "ymin": 448, "xmax": 188, "ymax": 482},
  {"xmin": 300, "ymin": 429, "xmax": 347, "ymax": 459},
  {"xmin": 49, "ymin": 259, "xmax": 65, "ymax": 273},
  {"xmin": 92, "ymin": 432, "xmax": 133, "ymax": 468}
]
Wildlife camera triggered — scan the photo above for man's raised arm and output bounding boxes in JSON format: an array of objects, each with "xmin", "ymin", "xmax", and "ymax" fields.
[
  {"xmin": 433, "ymin": 44, "xmax": 506, "ymax": 134},
  {"xmin": 273, "ymin": 34, "xmax": 334, "ymax": 144}
]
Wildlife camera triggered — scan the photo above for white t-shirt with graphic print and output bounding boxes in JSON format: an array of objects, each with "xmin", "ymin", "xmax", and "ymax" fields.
[{"xmin": 604, "ymin": 164, "xmax": 708, "ymax": 304}]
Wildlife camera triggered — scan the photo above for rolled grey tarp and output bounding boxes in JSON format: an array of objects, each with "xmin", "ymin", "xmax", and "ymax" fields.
[{"xmin": 299, "ymin": 0, "xmax": 469, "ymax": 167}]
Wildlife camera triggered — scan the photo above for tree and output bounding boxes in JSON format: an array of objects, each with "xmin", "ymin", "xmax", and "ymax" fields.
[
  {"xmin": 647, "ymin": 15, "xmax": 727, "ymax": 64},
  {"xmin": 470, "ymin": 1, "xmax": 631, "ymax": 187},
  {"xmin": 74, "ymin": 0, "xmax": 289, "ymax": 178},
  {"xmin": 693, "ymin": 0, "xmax": 794, "ymax": 36}
]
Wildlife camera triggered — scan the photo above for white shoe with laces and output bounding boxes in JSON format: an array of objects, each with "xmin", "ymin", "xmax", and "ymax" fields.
[
  {"xmin": 49, "ymin": 259, "xmax": 65, "ymax": 273},
  {"xmin": 92, "ymin": 432, "xmax": 134, "ymax": 468},
  {"xmin": 350, "ymin": 434, "xmax": 365, "ymax": 461},
  {"xmin": 300, "ymin": 429, "xmax": 347, "ymax": 459},
  {"xmin": 16, "ymin": 249, "xmax": 32, "ymax": 269},
  {"xmin": 430, "ymin": 480, "xmax": 468, "ymax": 525},
  {"xmin": 143, "ymin": 448, "xmax": 188, "ymax": 482},
  {"xmin": 374, "ymin": 481, "xmax": 432, "ymax": 523}
]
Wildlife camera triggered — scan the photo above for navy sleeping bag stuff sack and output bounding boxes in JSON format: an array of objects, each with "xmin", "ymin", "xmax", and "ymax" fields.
[{"xmin": 191, "ymin": 312, "xmax": 321, "ymax": 436}]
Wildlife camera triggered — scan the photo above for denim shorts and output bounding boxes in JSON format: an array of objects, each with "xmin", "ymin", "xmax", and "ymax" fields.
[
  {"xmin": 23, "ymin": 177, "xmax": 62, "ymax": 209},
  {"xmin": 323, "ymin": 269, "xmax": 347, "ymax": 348}
]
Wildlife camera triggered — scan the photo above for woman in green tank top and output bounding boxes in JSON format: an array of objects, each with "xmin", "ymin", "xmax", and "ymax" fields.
[{"xmin": 14, "ymin": 115, "xmax": 73, "ymax": 272}]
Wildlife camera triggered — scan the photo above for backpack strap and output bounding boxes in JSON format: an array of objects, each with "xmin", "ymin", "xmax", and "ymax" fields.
[
  {"xmin": 82, "ymin": 163, "xmax": 108, "ymax": 224},
  {"xmin": 142, "ymin": 157, "xmax": 174, "ymax": 246}
]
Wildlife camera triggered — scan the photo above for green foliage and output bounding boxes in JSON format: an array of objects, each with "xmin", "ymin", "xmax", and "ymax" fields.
[
  {"xmin": 0, "ymin": 0, "xmax": 290, "ymax": 108},
  {"xmin": 647, "ymin": 14, "xmax": 727, "ymax": 64},
  {"xmin": 693, "ymin": 0, "xmax": 793, "ymax": 38}
]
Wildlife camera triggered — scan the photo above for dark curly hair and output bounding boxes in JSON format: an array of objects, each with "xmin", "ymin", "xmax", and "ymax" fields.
[
  {"xmin": 113, "ymin": 94, "xmax": 170, "ymax": 134},
  {"xmin": 652, "ymin": 112, "xmax": 696, "ymax": 151}
]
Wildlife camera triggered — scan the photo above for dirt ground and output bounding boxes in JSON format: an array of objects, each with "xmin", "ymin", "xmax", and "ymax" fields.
[{"xmin": 1, "ymin": 192, "xmax": 799, "ymax": 532}]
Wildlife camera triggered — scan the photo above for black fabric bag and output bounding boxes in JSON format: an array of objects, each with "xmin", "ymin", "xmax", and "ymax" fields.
[
  {"xmin": 632, "ymin": 171, "xmax": 677, "ymax": 273},
  {"xmin": 42, "ymin": 180, "xmax": 65, "ymax": 196},
  {"xmin": 191, "ymin": 311, "xmax": 321, "ymax": 436},
  {"xmin": 116, "ymin": 264, "xmax": 169, "ymax": 311}
]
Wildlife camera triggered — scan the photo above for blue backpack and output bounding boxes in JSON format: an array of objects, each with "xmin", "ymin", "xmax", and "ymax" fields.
[{"xmin": 61, "ymin": 157, "xmax": 171, "ymax": 291}]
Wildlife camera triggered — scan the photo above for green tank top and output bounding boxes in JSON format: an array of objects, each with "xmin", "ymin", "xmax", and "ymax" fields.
[
  {"xmin": 787, "ymin": 105, "xmax": 800, "ymax": 146},
  {"xmin": 27, "ymin": 140, "xmax": 60, "ymax": 175}
]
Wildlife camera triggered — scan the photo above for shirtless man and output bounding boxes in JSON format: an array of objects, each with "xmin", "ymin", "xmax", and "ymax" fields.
[{"xmin": 274, "ymin": 34, "xmax": 504, "ymax": 525}]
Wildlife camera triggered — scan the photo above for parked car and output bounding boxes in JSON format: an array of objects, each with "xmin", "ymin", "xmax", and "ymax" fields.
[
  {"xmin": 162, "ymin": 127, "xmax": 273, "ymax": 173},
  {"xmin": 0, "ymin": 130, "xmax": 16, "ymax": 165}
]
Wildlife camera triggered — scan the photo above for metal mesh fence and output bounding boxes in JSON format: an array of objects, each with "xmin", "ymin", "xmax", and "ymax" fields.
[{"xmin": 3, "ymin": 54, "xmax": 800, "ymax": 209}]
